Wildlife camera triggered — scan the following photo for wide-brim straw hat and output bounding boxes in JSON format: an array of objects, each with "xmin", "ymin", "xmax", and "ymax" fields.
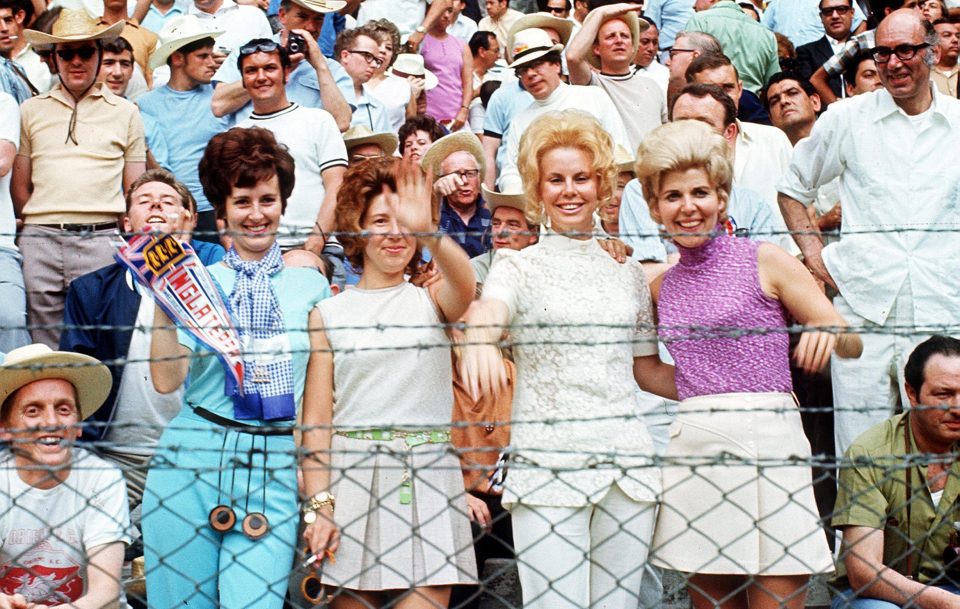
[
  {"xmin": 420, "ymin": 131, "xmax": 484, "ymax": 175},
  {"xmin": 0, "ymin": 344, "xmax": 111, "ymax": 422},
  {"xmin": 343, "ymin": 124, "xmax": 399, "ymax": 156},
  {"xmin": 507, "ymin": 13, "xmax": 573, "ymax": 62},
  {"xmin": 289, "ymin": 0, "xmax": 347, "ymax": 13},
  {"xmin": 507, "ymin": 28, "xmax": 564, "ymax": 69},
  {"xmin": 386, "ymin": 53, "xmax": 439, "ymax": 90},
  {"xmin": 614, "ymin": 144, "xmax": 636, "ymax": 174},
  {"xmin": 585, "ymin": 10, "xmax": 647, "ymax": 70},
  {"xmin": 149, "ymin": 15, "xmax": 224, "ymax": 70},
  {"xmin": 24, "ymin": 8, "xmax": 124, "ymax": 46},
  {"xmin": 481, "ymin": 184, "xmax": 525, "ymax": 214}
]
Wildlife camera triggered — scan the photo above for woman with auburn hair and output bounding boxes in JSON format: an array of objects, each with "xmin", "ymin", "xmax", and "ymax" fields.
[
  {"xmin": 459, "ymin": 110, "xmax": 676, "ymax": 609},
  {"xmin": 142, "ymin": 127, "xmax": 333, "ymax": 609},
  {"xmin": 636, "ymin": 120, "xmax": 860, "ymax": 609},
  {"xmin": 300, "ymin": 157, "xmax": 478, "ymax": 608}
]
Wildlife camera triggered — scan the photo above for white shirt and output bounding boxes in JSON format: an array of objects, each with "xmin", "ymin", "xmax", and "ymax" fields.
[
  {"xmin": 498, "ymin": 83, "xmax": 629, "ymax": 192},
  {"xmin": 637, "ymin": 60, "xmax": 669, "ymax": 102},
  {"xmin": 357, "ymin": 0, "xmax": 425, "ymax": 38},
  {"xmin": 0, "ymin": 92, "xmax": 17, "ymax": 253},
  {"xmin": 13, "ymin": 46, "xmax": 51, "ymax": 93},
  {"xmin": 735, "ymin": 120, "xmax": 794, "ymax": 252},
  {"xmin": 188, "ymin": 0, "xmax": 272, "ymax": 54},
  {"xmin": 367, "ymin": 74, "xmax": 411, "ymax": 133},
  {"xmin": 777, "ymin": 87, "xmax": 960, "ymax": 326}
]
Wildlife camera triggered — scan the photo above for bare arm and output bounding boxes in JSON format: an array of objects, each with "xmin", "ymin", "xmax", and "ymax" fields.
[
  {"xmin": 150, "ymin": 303, "xmax": 190, "ymax": 393},
  {"xmin": 842, "ymin": 526, "xmax": 960, "ymax": 609},
  {"xmin": 123, "ymin": 161, "xmax": 147, "ymax": 194},
  {"xmin": 406, "ymin": 76, "xmax": 425, "ymax": 118},
  {"xmin": 297, "ymin": 29, "xmax": 352, "ymax": 132},
  {"xmin": 810, "ymin": 66, "xmax": 838, "ymax": 105},
  {"xmin": 51, "ymin": 542, "xmax": 125, "ymax": 609},
  {"xmin": 407, "ymin": 0, "xmax": 453, "ymax": 50},
  {"xmin": 450, "ymin": 43, "xmax": 474, "ymax": 131},
  {"xmin": 11, "ymin": 155, "xmax": 31, "ymax": 216},
  {"xmin": 211, "ymin": 80, "xmax": 250, "ymax": 118},
  {"xmin": 0, "ymin": 140, "xmax": 15, "ymax": 177},
  {"xmin": 304, "ymin": 164, "xmax": 346, "ymax": 254},
  {"xmin": 481, "ymin": 134, "xmax": 500, "ymax": 190},
  {"xmin": 460, "ymin": 297, "xmax": 511, "ymax": 398},
  {"xmin": 633, "ymin": 355, "xmax": 677, "ymax": 400},
  {"xmin": 131, "ymin": 0, "xmax": 151, "ymax": 22},
  {"xmin": 778, "ymin": 192, "xmax": 836, "ymax": 290}
]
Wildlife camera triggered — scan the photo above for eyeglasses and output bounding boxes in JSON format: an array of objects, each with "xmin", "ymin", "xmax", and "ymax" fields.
[
  {"xmin": 871, "ymin": 42, "xmax": 929, "ymax": 63},
  {"xmin": 347, "ymin": 49, "xmax": 384, "ymax": 68},
  {"xmin": 546, "ymin": 5, "xmax": 566, "ymax": 13},
  {"xmin": 350, "ymin": 152, "xmax": 384, "ymax": 162},
  {"xmin": 514, "ymin": 59, "xmax": 549, "ymax": 78},
  {"xmin": 55, "ymin": 47, "xmax": 97, "ymax": 62},
  {"xmin": 239, "ymin": 39, "xmax": 281, "ymax": 56},
  {"xmin": 819, "ymin": 6, "xmax": 852, "ymax": 15},
  {"xmin": 442, "ymin": 169, "xmax": 480, "ymax": 180},
  {"xmin": 668, "ymin": 48, "xmax": 696, "ymax": 58}
]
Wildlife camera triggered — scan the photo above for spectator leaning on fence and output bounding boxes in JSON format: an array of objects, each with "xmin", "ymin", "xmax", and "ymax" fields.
[
  {"xmin": 832, "ymin": 335, "xmax": 960, "ymax": 609},
  {"xmin": 635, "ymin": 119, "xmax": 861, "ymax": 609},
  {"xmin": 301, "ymin": 156, "xmax": 477, "ymax": 608},
  {"xmin": 141, "ymin": 127, "xmax": 332, "ymax": 609},
  {"xmin": 460, "ymin": 110, "xmax": 677, "ymax": 609},
  {"xmin": 0, "ymin": 344, "xmax": 130, "ymax": 607}
]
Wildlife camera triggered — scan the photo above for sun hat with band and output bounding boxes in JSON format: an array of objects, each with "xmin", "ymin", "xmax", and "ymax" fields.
[
  {"xmin": 23, "ymin": 8, "xmax": 124, "ymax": 47},
  {"xmin": 507, "ymin": 28, "xmax": 564, "ymax": 69},
  {"xmin": 420, "ymin": 130, "xmax": 485, "ymax": 175},
  {"xmin": 287, "ymin": 0, "xmax": 346, "ymax": 13},
  {"xmin": 0, "ymin": 344, "xmax": 112, "ymax": 422},
  {"xmin": 584, "ymin": 9, "xmax": 647, "ymax": 70},
  {"xmin": 149, "ymin": 15, "xmax": 224, "ymax": 70},
  {"xmin": 343, "ymin": 124, "xmax": 399, "ymax": 157},
  {"xmin": 386, "ymin": 53, "xmax": 439, "ymax": 90},
  {"xmin": 506, "ymin": 13, "xmax": 573, "ymax": 62},
  {"xmin": 481, "ymin": 184, "xmax": 526, "ymax": 214}
]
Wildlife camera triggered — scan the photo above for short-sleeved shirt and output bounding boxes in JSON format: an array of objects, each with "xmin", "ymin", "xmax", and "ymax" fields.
[
  {"xmin": 0, "ymin": 92, "xmax": 18, "ymax": 253},
  {"xmin": 188, "ymin": 0, "xmax": 272, "ymax": 55},
  {"xmin": 482, "ymin": 80, "xmax": 533, "ymax": 175},
  {"xmin": 588, "ymin": 69, "xmax": 666, "ymax": 152},
  {"xmin": 18, "ymin": 83, "xmax": 146, "ymax": 224},
  {"xmin": 440, "ymin": 199, "xmax": 491, "ymax": 258},
  {"xmin": 96, "ymin": 18, "xmax": 158, "ymax": 81},
  {"xmin": 833, "ymin": 412, "xmax": 960, "ymax": 585}
]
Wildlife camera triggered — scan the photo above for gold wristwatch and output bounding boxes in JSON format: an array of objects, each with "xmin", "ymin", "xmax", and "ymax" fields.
[{"xmin": 302, "ymin": 491, "xmax": 335, "ymax": 524}]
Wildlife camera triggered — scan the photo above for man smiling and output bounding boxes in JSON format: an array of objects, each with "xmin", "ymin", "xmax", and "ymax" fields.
[{"xmin": 0, "ymin": 344, "xmax": 130, "ymax": 607}]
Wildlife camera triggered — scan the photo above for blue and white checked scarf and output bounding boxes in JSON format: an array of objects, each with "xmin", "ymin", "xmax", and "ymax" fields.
[{"xmin": 224, "ymin": 243, "xmax": 296, "ymax": 421}]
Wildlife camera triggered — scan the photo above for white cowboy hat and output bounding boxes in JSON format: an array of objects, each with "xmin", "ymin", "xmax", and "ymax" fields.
[
  {"xmin": 386, "ymin": 53, "xmax": 439, "ymax": 90},
  {"xmin": 507, "ymin": 28, "xmax": 564, "ymax": 69},
  {"xmin": 343, "ymin": 124, "xmax": 399, "ymax": 156},
  {"xmin": 614, "ymin": 144, "xmax": 636, "ymax": 174},
  {"xmin": 420, "ymin": 130, "xmax": 485, "ymax": 175},
  {"xmin": 149, "ymin": 15, "xmax": 224, "ymax": 70},
  {"xmin": 584, "ymin": 9, "xmax": 647, "ymax": 70},
  {"xmin": 507, "ymin": 12, "xmax": 573, "ymax": 62},
  {"xmin": 24, "ymin": 8, "xmax": 124, "ymax": 46},
  {"xmin": 288, "ymin": 0, "xmax": 347, "ymax": 13},
  {"xmin": 481, "ymin": 184, "xmax": 526, "ymax": 214},
  {"xmin": 0, "ymin": 344, "xmax": 111, "ymax": 422}
]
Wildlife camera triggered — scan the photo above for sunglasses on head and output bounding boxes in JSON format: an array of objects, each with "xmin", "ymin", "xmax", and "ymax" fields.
[
  {"xmin": 55, "ymin": 47, "xmax": 98, "ymax": 62},
  {"xmin": 239, "ymin": 39, "xmax": 281, "ymax": 56}
]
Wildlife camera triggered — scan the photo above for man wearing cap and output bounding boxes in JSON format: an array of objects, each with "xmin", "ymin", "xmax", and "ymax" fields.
[
  {"xmin": 210, "ymin": 0, "xmax": 352, "ymax": 130},
  {"xmin": 471, "ymin": 185, "xmax": 538, "ymax": 286},
  {"xmin": 497, "ymin": 27, "xmax": 628, "ymax": 192},
  {"xmin": 423, "ymin": 131, "xmax": 492, "ymax": 258},
  {"xmin": 0, "ymin": 344, "xmax": 130, "ymax": 607},
  {"xmin": 343, "ymin": 124, "xmax": 398, "ymax": 164},
  {"xmin": 238, "ymin": 40, "xmax": 347, "ymax": 258},
  {"xmin": 566, "ymin": 3, "xmax": 666, "ymax": 152},
  {"xmin": 385, "ymin": 53, "xmax": 439, "ymax": 129},
  {"xmin": 11, "ymin": 10, "xmax": 147, "ymax": 349},
  {"xmin": 138, "ymin": 15, "xmax": 233, "ymax": 244}
]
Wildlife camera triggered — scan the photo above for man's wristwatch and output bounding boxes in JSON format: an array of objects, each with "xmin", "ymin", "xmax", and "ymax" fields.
[{"xmin": 302, "ymin": 491, "xmax": 336, "ymax": 524}]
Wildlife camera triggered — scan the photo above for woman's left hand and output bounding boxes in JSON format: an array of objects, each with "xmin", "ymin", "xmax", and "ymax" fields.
[
  {"xmin": 599, "ymin": 238, "xmax": 632, "ymax": 264},
  {"xmin": 793, "ymin": 330, "xmax": 837, "ymax": 374},
  {"xmin": 394, "ymin": 159, "xmax": 436, "ymax": 245},
  {"xmin": 450, "ymin": 107, "xmax": 469, "ymax": 132}
]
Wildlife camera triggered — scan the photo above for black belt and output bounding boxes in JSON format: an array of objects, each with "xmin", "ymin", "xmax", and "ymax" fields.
[
  {"xmin": 36, "ymin": 221, "xmax": 120, "ymax": 232},
  {"xmin": 192, "ymin": 406, "xmax": 293, "ymax": 436}
]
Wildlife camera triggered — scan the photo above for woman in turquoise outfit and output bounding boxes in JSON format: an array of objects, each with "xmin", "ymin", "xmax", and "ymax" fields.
[{"xmin": 142, "ymin": 127, "xmax": 331, "ymax": 608}]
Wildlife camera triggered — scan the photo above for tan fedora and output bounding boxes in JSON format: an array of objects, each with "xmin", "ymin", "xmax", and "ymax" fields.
[
  {"xmin": 481, "ymin": 184, "xmax": 525, "ymax": 214},
  {"xmin": 507, "ymin": 13, "xmax": 573, "ymax": 62},
  {"xmin": 343, "ymin": 124, "xmax": 399, "ymax": 156},
  {"xmin": 149, "ymin": 15, "xmax": 224, "ymax": 70},
  {"xmin": 0, "ymin": 344, "xmax": 111, "ymax": 422},
  {"xmin": 585, "ymin": 9, "xmax": 647, "ymax": 70},
  {"xmin": 24, "ymin": 8, "xmax": 124, "ymax": 46},
  {"xmin": 507, "ymin": 28, "xmax": 564, "ymax": 69},
  {"xmin": 386, "ymin": 53, "xmax": 439, "ymax": 90},
  {"xmin": 420, "ymin": 131, "xmax": 484, "ymax": 175},
  {"xmin": 288, "ymin": 0, "xmax": 347, "ymax": 13}
]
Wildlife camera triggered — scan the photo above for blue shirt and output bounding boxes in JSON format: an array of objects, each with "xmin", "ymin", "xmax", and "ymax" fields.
[
  {"xmin": 336, "ymin": 79, "xmax": 392, "ymax": 133},
  {"xmin": 440, "ymin": 198, "xmax": 491, "ymax": 258},
  {"xmin": 643, "ymin": 0, "xmax": 694, "ymax": 50},
  {"xmin": 482, "ymin": 80, "xmax": 533, "ymax": 176},
  {"xmin": 0, "ymin": 58, "xmax": 33, "ymax": 104},
  {"xmin": 138, "ymin": 84, "xmax": 234, "ymax": 213},
  {"xmin": 761, "ymin": 0, "xmax": 865, "ymax": 48},
  {"xmin": 141, "ymin": 2, "xmax": 187, "ymax": 34}
]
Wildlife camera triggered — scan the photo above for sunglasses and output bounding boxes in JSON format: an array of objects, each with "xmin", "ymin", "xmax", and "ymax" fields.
[
  {"xmin": 55, "ymin": 47, "xmax": 97, "ymax": 62},
  {"xmin": 871, "ymin": 42, "xmax": 929, "ymax": 63},
  {"xmin": 239, "ymin": 39, "xmax": 281, "ymax": 56},
  {"xmin": 546, "ymin": 5, "xmax": 566, "ymax": 13},
  {"xmin": 819, "ymin": 6, "xmax": 852, "ymax": 15}
]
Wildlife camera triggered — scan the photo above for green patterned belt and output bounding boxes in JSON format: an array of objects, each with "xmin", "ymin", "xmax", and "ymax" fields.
[{"xmin": 335, "ymin": 429, "xmax": 450, "ymax": 446}]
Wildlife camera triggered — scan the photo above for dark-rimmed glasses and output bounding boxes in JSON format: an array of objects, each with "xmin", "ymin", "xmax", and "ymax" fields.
[
  {"xmin": 441, "ymin": 169, "xmax": 480, "ymax": 180},
  {"xmin": 668, "ymin": 48, "xmax": 696, "ymax": 59},
  {"xmin": 819, "ymin": 6, "xmax": 852, "ymax": 16},
  {"xmin": 347, "ymin": 49, "xmax": 383, "ymax": 68},
  {"xmin": 871, "ymin": 43, "xmax": 929, "ymax": 63}
]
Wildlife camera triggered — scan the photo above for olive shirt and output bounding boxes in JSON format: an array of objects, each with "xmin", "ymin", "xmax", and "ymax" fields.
[{"xmin": 833, "ymin": 412, "xmax": 960, "ymax": 585}]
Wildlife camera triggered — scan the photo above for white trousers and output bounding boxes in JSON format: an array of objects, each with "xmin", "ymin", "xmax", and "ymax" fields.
[{"xmin": 510, "ymin": 483, "xmax": 657, "ymax": 609}]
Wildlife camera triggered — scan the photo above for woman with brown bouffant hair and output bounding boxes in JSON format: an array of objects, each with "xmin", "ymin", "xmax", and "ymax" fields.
[{"xmin": 300, "ymin": 157, "xmax": 478, "ymax": 608}]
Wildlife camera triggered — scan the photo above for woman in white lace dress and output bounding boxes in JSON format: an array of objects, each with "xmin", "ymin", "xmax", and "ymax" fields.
[{"xmin": 460, "ymin": 111, "xmax": 676, "ymax": 609}]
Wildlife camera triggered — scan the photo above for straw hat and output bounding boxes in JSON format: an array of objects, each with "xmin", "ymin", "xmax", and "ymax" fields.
[
  {"xmin": 149, "ymin": 15, "xmax": 224, "ymax": 70},
  {"xmin": 0, "ymin": 344, "xmax": 111, "ymax": 422},
  {"xmin": 614, "ymin": 144, "xmax": 636, "ymax": 174},
  {"xmin": 24, "ymin": 8, "xmax": 124, "ymax": 46},
  {"xmin": 420, "ymin": 131, "xmax": 485, "ymax": 175},
  {"xmin": 288, "ymin": 0, "xmax": 347, "ymax": 13},
  {"xmin": 386, "ymin": 53, "xmax": 439, "ymax": 90},
  {"xmin": 584, "ymin": 10, "xmax": 647, "ymax": 70},
  {"xmin": 507, "ymin": 13, "xmax": 573, "ymax": 62},
  {"xmin": 343, "ymin": 124, "xmax": 399, "ymax": 156},
  {"xmin": 481, "ymin": 184, "xmax": 525, "ymax": 214},
  {"xmin": 507, "ymin": 28, "xmax": 564, "ymax": 69}
]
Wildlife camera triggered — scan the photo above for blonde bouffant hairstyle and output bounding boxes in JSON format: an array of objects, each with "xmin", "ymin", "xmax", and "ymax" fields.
[
  {"xmin": 634, "ymin": 120, "xmax": 733, "ymax": 221},
  {"xmin": 517, "ymin": 111, "xmax": 616, "ymax": 226}
]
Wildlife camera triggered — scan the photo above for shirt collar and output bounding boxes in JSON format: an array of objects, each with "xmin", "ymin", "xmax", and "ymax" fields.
[
  {"xmin": 873, "ymin": 83, "xmax": 959, "ymax": 129},
  {"xmin": 190, "ymin": 0, "xmax": 237, "ymax": 16},
  {"xmin": 48, "ymin": 81, "xmax": 118, "ymax": 106}
]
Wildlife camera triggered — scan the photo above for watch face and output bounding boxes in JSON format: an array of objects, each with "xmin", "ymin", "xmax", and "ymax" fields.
[{"xmin": 304, "ymin": 511, "xmax": 318, "ymax": 524}]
